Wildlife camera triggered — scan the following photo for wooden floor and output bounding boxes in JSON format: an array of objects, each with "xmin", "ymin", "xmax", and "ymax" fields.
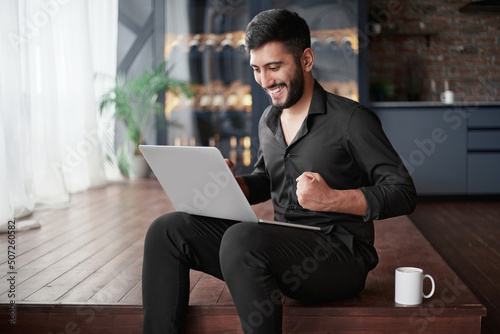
[
  {"xmin": 410, "ymin": 197, "xmax": 500, "ymax": 334},
  {"xmin": 0, "ymin": 179, "xmax": 168, "ymax": 307},
  {"xmin": 0, "ymin": 178, "xmax": 493, "ymax": 333}
]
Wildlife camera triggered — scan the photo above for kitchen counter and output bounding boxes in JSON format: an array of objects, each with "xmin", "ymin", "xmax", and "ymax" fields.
[{"xmin": 370, "ymin": 101, "xmax": 500, "ymax": 108}]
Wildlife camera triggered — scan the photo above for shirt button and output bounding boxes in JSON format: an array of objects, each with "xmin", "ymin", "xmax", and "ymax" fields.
[
  {"xmin": 289, "ymin": 205, "xmax": 295, "ymax": 210},
  {"xmin": 285, "ymin": 153, "xmax": 290, "ymax": 158},
  {"xmin": 288, "ymin": 179, "xmax": 293, "ymax": 184}
]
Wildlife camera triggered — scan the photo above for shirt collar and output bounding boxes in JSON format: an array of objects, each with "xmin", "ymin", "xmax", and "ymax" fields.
[{"xmin": 308, "ymin": 80, "xmax": 327, "ymax": 116}]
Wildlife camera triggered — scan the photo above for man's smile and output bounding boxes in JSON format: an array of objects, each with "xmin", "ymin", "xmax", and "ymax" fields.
[{"xmin": 267, "ymin": 84, "xmax": 285, "ymax": 97}]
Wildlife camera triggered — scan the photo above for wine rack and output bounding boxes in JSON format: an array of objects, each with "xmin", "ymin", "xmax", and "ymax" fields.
[{"xmin": 163, "ymin": 0, "xmax": 362, "ymax": 172}]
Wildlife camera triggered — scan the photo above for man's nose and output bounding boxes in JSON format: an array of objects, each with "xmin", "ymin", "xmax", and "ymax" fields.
[{"xmin": 260, "ymin": 70, "xmax": 274, "ymax": 88}]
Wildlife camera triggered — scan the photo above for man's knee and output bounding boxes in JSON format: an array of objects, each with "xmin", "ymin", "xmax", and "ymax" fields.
[
  {"xmin": 220, "ymin": 223, "xmax": 269, "ymax": 270},
  {"xmin": 145, "ymin": 211, "xmax": 190, "ymax": 247},
  {"xmin": 221, "ymin": 223, "xmax": 257, "ymax": 251}
]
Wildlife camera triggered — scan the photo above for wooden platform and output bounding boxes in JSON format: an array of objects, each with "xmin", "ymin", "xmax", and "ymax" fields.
[{"xmin": 0, "ymin": 179, "xmax": 486, "ymax": 333}]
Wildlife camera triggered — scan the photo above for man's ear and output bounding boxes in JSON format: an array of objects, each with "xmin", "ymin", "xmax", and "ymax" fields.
[{"xmin": 302, "ymin": 48, "xmax": 314, "ymax": 72}]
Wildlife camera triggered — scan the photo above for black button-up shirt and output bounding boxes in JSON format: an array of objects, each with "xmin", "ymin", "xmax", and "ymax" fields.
[{"xmin": 242, "ymin": 81, "xmax": 416, "ymax": 267}]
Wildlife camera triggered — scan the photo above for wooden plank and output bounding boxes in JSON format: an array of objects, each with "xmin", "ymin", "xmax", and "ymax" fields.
[
  {"xmin": 87, "ymin": 256, "xmax": 143, "ymax": 304},
  {"xmin": 119, "ymin": 281, "xmax": 142, "ymax": 305},
  {"xmin": 371, "ymin": 217, "xmax": 402, "ymax": 305},
  {"xmin": 189, "ymin": 274, "xmax": 226, "ymax": 305},
  {"xmin": 190, "ymin": 270, "xmax": 204, "ymax": 292},
  {"xmin": 281, "ymin": 315, "xmax": 482, "ymax": 333},
  {"xmin": 56, "ymin": 239, "xmax": 144, "ymax": 303},
  {"xmin": 217, "ymin": 284, "xmax": 235, "ymax": 305},
  {"xmin": 182, "ymin": 310, "xmax": 484, "ymax": 334},
  {"xmin": 0, "ymin": 304, "xmax": 143, "ymax": 334},
  {"xmin": 0, "ymin": 184, "xmax": 126, "ymax": 252},
  {"xmin": 25, "ymin": 232, "xmax": 143, "ymax": 302}
]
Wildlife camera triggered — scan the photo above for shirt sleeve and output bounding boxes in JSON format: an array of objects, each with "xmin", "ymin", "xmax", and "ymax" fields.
[
  {"xmin": 240, "ymin": 147, "xmax": 272, "ymax": 205},
  {"xmin": 346, "ymin": 106, "xmax": 417, "ymax": 221}
]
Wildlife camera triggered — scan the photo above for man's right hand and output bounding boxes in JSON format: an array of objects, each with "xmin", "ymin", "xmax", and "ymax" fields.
[
  {"xmin": 225, "ymin": 158, "xmax": 250, "ymax": 200},
  {"xmin": 225, "ymin": 158, "xmax": 236, "ymax": 177}
]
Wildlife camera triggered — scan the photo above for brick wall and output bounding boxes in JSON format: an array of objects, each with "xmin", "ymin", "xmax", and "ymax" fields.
[{"xmin": 367, "ymin": 0, "xmax": 500, "ymax": 102}]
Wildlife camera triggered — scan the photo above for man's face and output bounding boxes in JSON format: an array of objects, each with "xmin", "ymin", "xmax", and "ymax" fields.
[{"xmin": 249, "ymin": 42, "xmax": 304, "ymax": 109}]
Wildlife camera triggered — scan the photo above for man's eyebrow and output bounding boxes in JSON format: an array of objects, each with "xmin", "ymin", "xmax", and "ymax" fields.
[{"xmin": 251, "ymin": 61, "xmax": 284, "ymax": 68}]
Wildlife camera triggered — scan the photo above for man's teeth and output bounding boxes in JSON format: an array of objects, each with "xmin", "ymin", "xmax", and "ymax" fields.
[{"xmin": 270, "ymin": 86, "xmax": 282, "ymax": 94}]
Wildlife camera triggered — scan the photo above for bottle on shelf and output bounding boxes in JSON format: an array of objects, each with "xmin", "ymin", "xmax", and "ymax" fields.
[
  {"xmin": 219, "ymin": 33, "xmax": 234, "ymax": 86},
  {"xmin": 203, "ymin": 34, "xmax": 217, "ymax": 85},
  {"xmin": 188, "ymin": 34, "xmax": 203, "ymax": 84}
]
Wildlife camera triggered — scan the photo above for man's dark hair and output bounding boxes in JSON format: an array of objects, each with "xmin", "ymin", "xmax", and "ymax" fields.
[{"xmin": 245, "ymin": 9, "xmax": 311, "ymax": 59}]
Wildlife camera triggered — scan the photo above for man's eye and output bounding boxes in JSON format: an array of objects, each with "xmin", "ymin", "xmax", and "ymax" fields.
[
  {"xmin": 269, "ymin": 66, "xmax": 280, "ymax": 71},
  {"xmin": 252, "ymin": 68, "xmax": 260, "ymax": 73}
]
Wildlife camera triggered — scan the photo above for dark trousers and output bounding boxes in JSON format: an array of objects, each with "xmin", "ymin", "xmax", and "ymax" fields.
[{"xmin": 142, "ymin": 211, "xmax": 369, "ymax": 334}]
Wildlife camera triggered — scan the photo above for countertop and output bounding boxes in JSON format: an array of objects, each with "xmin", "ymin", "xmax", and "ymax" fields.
[{"xmin": 370, "ymin": 101, "xmax": 500, "ymax": 108}]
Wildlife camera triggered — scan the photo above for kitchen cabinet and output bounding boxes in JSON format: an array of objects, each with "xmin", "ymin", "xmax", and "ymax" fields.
[
  {"xmin": 373, "ymin": 103, "xmax": 500, "ymax": 195},
  {"xmin": 467, "ymin": 107, "xmax": 500, "ymax": 194}
]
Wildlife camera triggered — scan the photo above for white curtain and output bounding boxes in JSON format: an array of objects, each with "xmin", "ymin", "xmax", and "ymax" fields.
[{"xmin": 0, "ymin": 0, "xmax": 120, "ymax": 231}]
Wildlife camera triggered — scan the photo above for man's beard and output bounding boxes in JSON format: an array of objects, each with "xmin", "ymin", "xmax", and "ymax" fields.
[{"xmin": 267, "ymin": 65, "xmax": 305, "ymax": 110}]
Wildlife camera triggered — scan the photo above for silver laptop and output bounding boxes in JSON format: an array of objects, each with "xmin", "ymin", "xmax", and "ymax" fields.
[{"xmin": 139, "ymin": 145, "xmax": 321, "ymax": 231}]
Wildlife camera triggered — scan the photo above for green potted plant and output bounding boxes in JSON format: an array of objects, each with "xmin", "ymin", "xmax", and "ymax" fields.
[
  {"xmin": 98, "ymin": 61, "xmax": 192, "ymax": 179},
  {"xmin": 370, "ymin": 79, "xmax": 395, "ymax": 101}
]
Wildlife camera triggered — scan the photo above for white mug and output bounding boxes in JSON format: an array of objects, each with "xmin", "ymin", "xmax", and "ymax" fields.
[
  {"xmin": 395, "ymin": 267, "xmax": 435, "ymax": 305},
  {"xmin": 440, "ymin": 90, "xmax": 454, "ymax": 104}
]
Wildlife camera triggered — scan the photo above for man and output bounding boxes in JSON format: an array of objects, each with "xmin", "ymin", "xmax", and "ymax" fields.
[{"xmin": 142, "ymin": 9, "xmax": 416, "ymax": 334}]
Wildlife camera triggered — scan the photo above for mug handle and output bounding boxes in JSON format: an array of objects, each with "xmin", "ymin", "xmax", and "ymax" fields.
[
  {"xmin": 423, "ymin": 274, "xmax": 435, "ymax": 298},
  {"xmin": 440, "ymin": 92, "xmax": 445, "ymax": 103}
]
